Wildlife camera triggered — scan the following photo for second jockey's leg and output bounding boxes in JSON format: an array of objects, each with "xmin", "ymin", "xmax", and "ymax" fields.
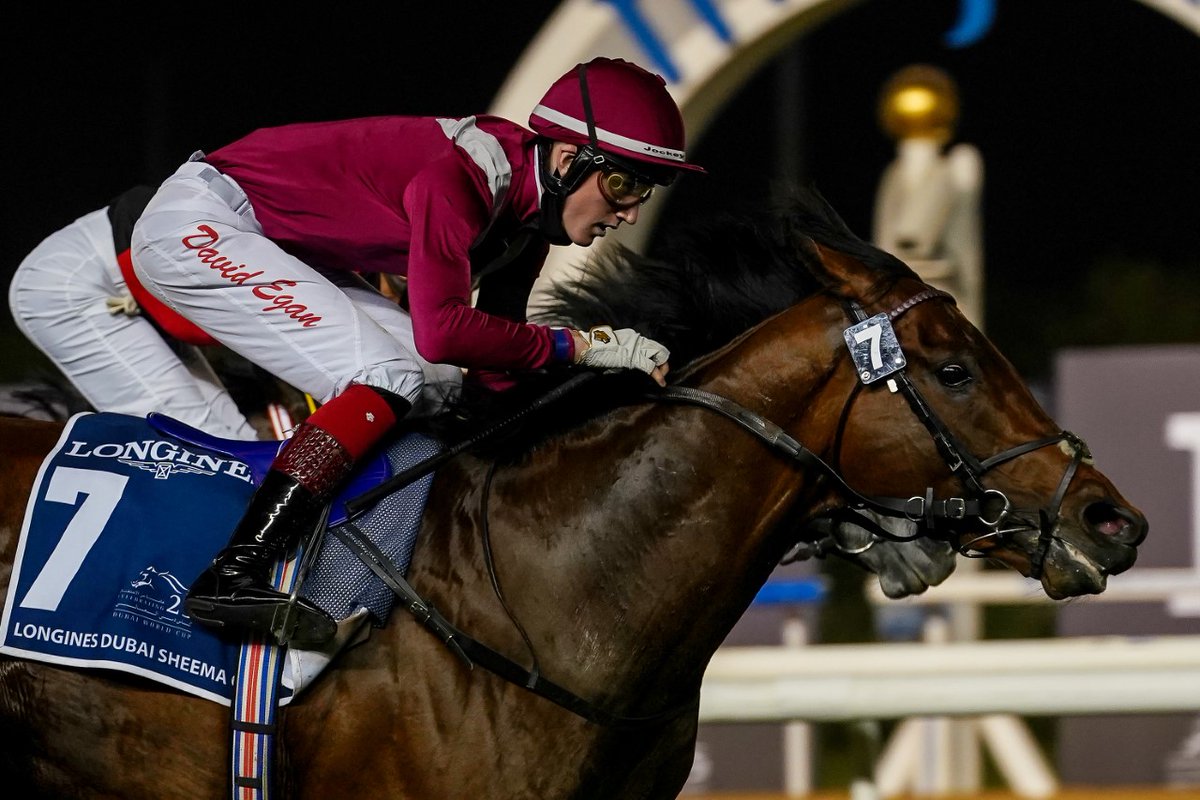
[{"xmin": 9, "ymin": 207, "xmax": 256, "ymax": 438}]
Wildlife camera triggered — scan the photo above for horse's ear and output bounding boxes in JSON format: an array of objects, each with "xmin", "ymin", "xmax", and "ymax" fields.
[{"xmin": 801, "ymin": 238, "xmax": 877, "ymax": 298}]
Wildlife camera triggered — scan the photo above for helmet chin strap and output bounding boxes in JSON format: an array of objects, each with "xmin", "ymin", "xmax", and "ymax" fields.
[
  {"xmin": 536, "ymin": 140, "xmax": 575, "ymax": 246},
  {"xmin": 534, "ymin": 64, "xmax": 604, "ymax": 247},
  {"xmin": 537, "ymin": 191, "xmax": 573, "ymax": 246}
]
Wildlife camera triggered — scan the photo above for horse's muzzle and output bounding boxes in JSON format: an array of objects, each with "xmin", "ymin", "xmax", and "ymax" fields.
[{"xmin": 1036, "ymin": 502, "xmax": 1146, "ymax": 598}]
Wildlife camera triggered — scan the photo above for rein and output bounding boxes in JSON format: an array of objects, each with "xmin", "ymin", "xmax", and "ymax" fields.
[
  {"xmin": 330, "ymin": 519, "xmax": 698, "ymax": 729},
  {"xmin": 338, "ymin": 284, "xmax": 1087, "ymax": 729},
  {"xmin": 344, "ymin": 371, "xmax": 602, "ymax": 522},
  {"xmin": 339, "ymin": 371, "xmax": 699, "ymax": 730}
]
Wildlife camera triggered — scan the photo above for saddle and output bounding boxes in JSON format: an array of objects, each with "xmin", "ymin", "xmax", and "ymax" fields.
[{"xmin": 2, "ymin": 410, "xmax": 439, "ymax": 701}]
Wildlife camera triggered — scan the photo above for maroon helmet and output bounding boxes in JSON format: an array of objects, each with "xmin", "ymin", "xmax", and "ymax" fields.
[{"xmin": 529, "ymin": 57, "xmax": 705, "ymax": 181}]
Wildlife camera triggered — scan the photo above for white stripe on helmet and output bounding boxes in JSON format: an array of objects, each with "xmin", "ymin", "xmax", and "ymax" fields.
[{"xmin": 530, "ymin": 104, "xmax": 686, "ymax": 163}]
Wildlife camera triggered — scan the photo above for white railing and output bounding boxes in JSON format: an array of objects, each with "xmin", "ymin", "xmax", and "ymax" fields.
[
  {"xmin": 863, "ymin": 567, "xmax": 1200, "ymax": 615},
  {"xmin": 699, "ymin": 634, "xmax": 1200, "ymax": 723},
  {"xmin": 859, "ymin": 568, "xmax": 1200, "ymax": 795},
  {"xmin": 696, "ymin": 569, "xmax": 1200, "ymax": 798}
]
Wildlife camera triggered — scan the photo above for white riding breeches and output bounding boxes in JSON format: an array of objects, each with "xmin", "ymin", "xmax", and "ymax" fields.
[
  {"xmin": 8, "ymin": 207, "xmax": 258, "ymax": 439},
  {"xmin": 130, "ymin": 157, "xmax": 462, "ymax": 417}
]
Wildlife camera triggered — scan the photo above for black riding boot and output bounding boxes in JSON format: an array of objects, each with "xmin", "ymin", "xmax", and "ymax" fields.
[
  {"xmin": 187, "ymin": 385, "xmax": 409, "ymax": 648},
  {"xmin": 184, "ymin": 469, "xmax": 337, "ymax": 648}
]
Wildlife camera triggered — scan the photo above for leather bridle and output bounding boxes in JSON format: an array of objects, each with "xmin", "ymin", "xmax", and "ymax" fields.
[
  {"xmin": 341, "ymin": 284, "xmax": 1093, "ymax": 728},
  {"xmin": 655, "ymin": 286, "xmax": 1093, "ymax": 579},
  {"xmin": 842, "ymin": 289, "xmax": 1093, "ymax": 578}
]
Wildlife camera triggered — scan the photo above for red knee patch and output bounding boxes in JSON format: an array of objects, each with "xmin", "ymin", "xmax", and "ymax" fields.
[{"xmin": 305, "ymin": 384, "xmax": 398, "ymax": 460}]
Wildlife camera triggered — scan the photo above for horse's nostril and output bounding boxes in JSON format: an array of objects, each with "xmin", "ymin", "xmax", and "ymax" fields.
[{"xmin": 1084, "ymin": 502, "xmax": 1147, "ymax": 544}]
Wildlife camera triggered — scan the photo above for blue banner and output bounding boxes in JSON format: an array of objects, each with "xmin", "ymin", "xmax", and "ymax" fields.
[{"xmin": 0, "ymin": 412, "xmax": 260, "ymax": 704}]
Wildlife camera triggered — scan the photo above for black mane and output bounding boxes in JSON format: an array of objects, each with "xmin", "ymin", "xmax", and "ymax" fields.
[
  {"xmin": 537, "ymin": 186, "xmax": 913, "ymax": 366},
  {"xmin": 429, "ymin": 187, "xmax": 912, "ymax": 444}
]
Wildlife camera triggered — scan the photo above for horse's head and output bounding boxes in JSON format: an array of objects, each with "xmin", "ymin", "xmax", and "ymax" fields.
[
  {"xmin": 803, "ymin": 241, "xmax": 1148, "ymax": 599},
  {"xmin": 541, "ymin": 187, "xmax": 1146, "ymax": 602}
]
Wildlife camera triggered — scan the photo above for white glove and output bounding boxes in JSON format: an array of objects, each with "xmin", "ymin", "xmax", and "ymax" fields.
[{"xmin": 576, "ymin": 325, "xmax": 670, "ymax": 376}]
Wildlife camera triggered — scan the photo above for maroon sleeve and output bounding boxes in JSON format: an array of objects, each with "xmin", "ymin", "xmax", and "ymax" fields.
[{"xmin": 403, "ymin": 157, "xmax": 561, "ymax": 370}]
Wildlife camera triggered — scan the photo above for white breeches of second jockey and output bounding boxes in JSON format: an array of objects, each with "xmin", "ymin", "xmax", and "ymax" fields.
[
  {"xmin": 130, "ymin": 157, "xmax": 462, "ymax": 417},
  {"xmin": 8, "ymin": 207, "xmax": 257, "ymax": 439}
]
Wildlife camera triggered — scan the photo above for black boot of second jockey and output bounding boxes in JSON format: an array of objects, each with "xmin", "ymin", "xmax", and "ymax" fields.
[{"xmin": 185, "ymin": 384, "xmax": 410, "ymax": 648}]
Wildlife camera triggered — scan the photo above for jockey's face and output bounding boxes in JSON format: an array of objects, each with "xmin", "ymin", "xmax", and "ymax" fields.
[
  {"xmin": 562, "ymin": 171, "xmax": 642, "ymax": 246},
  {"xmin": 551, "ymin": 144, "xmax": 642, "ymax": 247}
]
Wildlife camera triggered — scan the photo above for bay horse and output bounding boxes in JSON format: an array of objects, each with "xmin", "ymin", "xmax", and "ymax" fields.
[{"xmin": 0, "ymin": 190, "xmax": 1146, "ymax": 799}]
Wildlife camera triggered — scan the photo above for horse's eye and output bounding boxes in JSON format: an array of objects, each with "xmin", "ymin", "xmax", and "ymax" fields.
[{"xmin": 936, "ymin": 363, "xmax": 973, "ymax": 388}]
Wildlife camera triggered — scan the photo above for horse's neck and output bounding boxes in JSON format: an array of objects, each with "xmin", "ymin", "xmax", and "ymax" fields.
[{"xmin": 402, "ymin": 305, "xmax": 845, "ymax": 715}]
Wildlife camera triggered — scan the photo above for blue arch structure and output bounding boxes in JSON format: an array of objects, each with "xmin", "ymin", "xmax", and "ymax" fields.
[
  {"xmin": 944, "ymin": 0, "xmax": 996, "ymax": 48},
  {"xmin": 492, "ymin": 0, "xmax": 1200, "ymax": 301}
]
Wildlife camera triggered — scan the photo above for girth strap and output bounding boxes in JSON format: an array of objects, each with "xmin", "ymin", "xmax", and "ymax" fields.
[{"xmin": 330, "ymin": 523, "xmax": 697, "ymax": 729}]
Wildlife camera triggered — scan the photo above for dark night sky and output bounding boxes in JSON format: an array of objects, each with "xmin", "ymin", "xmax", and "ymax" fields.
[{"xmin": 5, "ymin": 1, "xmax": 1199, "ymax": 386}]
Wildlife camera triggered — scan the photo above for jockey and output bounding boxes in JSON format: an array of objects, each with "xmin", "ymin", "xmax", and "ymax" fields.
[
  {"xmin": 8, "ymin": 186, "xmax": 259, "ymax": 439},
  {"xmin": 129, "ymin": 56, "xmax": 705, "ymax": 647}
]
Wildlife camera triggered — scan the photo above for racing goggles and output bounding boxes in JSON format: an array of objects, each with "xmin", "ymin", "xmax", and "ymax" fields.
[{"xmin": 597, "ymin": 163, "xmax": 655, "ymax": 208}]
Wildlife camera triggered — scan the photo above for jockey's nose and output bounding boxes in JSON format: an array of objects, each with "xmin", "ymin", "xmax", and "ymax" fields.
[{"xmin": 616, "ymin": 204, "xmax": 640, "ymax": 225}]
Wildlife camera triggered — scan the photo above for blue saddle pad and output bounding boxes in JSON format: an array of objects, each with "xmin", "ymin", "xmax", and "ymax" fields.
[{"xmin": 0, "ymin": 411, "xmax": 439, "ymax": 705}]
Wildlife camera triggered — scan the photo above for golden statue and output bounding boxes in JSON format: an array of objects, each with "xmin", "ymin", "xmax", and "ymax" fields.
[{"xmin": 874, "ymin": 65, "xmax": 985, "ymax": 328}]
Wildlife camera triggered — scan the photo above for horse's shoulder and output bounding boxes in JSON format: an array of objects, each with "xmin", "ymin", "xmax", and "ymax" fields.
[
  {"xmin": 0, "ymin": 418, "xmax": 65, "ymax": 603},
  {"xmin": 0, "ymin": 416, "xmax": 64, "ymax": 460}
]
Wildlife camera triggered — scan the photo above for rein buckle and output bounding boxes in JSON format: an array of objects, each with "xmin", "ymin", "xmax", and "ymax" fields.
[{"xmin": 945, "ymin": 498, "xmax": 967, "ymax": 519}]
